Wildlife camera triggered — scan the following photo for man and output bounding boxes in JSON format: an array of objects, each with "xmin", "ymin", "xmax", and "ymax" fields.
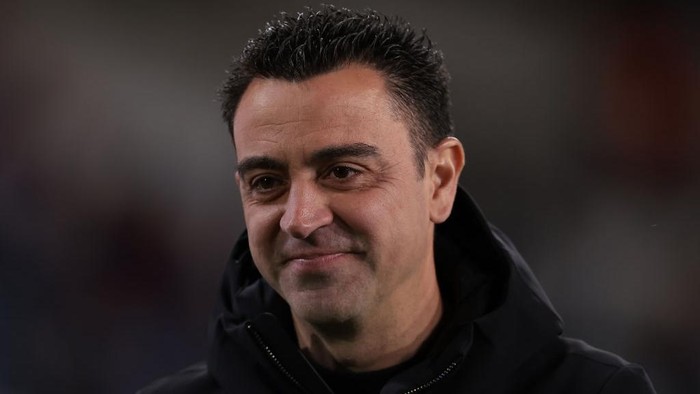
[{"xmin": 140, "ymin": 6, "xmax": 655, "ymax": 393}]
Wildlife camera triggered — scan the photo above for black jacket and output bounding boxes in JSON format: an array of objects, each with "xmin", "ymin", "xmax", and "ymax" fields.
[{"xmin": 139, "ymin": 188, "xmax": 656, "ymax": 393}]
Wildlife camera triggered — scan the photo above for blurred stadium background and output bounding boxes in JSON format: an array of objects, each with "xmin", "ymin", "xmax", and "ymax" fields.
[{"xmin": 1, "ymin": 1, "xmax": 698, "ymax": 393}]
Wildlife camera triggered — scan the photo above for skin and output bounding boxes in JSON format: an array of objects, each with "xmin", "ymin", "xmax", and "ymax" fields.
[{"xmin": 233, "ymin": 65, "xmax": 465, "ymax": 372}]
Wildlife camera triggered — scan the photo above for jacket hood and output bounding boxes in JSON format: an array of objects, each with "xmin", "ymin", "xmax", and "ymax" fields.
[
  {"xmin": 439, "ymin": 189, "xmax": 565, "ymax": 390},
  {"xmin": 207, "ymin": 186, "xmax": 564, "ymax": 391}
]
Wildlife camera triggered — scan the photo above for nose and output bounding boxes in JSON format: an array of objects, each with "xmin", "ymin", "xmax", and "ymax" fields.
[{"xmin": 279, "ymin": 181, "xmax": 333, "ymax": 239}]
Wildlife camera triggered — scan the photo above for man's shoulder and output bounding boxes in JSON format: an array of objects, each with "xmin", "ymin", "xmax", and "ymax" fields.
[
  {"xmin": 137, "ymin": 362, "xmax": 219, "ymax": 394},
  {"xmin": 551, "ymin": 337, "xmax": 656, "ymax": 393}
]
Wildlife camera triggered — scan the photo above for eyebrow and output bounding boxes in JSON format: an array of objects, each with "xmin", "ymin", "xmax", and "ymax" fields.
[
  {"xmin": 236, "ymin": 156, "xmax": 286, "ymax": 178},
  {"xmin": 309, "ymin": 143, "xmax": 380, "ymax": 165},
  {"xmin": 236, "ymin": 143, "xmax": 380, "ymax": 178}
]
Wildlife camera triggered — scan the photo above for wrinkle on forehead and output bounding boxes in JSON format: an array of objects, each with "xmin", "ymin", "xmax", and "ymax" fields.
[
  {"xmin": 234, "ymin": 66, "xmax": 388, "ymax": 123},
  {"xmin": 233, "ymin": 66, "xmax": 406, "ymax": 156}
]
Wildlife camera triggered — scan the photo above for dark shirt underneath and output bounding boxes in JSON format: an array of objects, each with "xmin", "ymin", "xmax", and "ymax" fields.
[{"xmin": 310, "ymin": 358, "xmax": 417, "ymax": 394}]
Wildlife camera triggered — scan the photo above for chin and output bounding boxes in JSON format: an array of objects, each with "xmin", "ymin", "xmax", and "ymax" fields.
[
  {"xmin": 284, "ymin": 275, "xmax": 371, "ymax": 318},
  {"xmin": 294, "ymin": 305, "xmax": 361, "ymax": 338},
  {"xmin": 290, "ymin": 295, "xmax": 363, "ymax": 326}
]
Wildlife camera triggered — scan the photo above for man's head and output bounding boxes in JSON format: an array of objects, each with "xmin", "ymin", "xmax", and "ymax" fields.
[
  {"xmin": 221, "ymin": 5, "xmax": 453, "ymax": 174},
  {"xmin": 227, "ymin": 7, "xmax": 464, "ymax": 360}
]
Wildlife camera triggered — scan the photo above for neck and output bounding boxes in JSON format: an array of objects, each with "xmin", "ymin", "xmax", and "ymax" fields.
[{"xmin": 293, "ymin": 264, "xmax": 443, "ymax": 372}]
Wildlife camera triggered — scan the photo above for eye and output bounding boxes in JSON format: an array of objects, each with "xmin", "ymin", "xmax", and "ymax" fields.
[
  {"xmin": 329, "ymin": 166, "xmax": 358, "ymax": 179},
  {"xmin": 328, "ymin": 166, "xmax": 360, "ymax": 180},
  {"xmin": 250, "ymin": 175, "xmax": 284, "ymax": 192}
]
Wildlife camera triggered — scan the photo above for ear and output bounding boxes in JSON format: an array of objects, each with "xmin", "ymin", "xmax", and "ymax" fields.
[{"xmin": 427, "ymin": 137, "xmax": 465, "ymax": 223}]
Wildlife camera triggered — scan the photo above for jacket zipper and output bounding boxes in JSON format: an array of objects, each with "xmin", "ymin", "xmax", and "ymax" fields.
[
  {"xmin": 402, "ymin": 359, "xmax": 461, "ymax": 394},
  {"xmin": 248, "ymin": 321, "xmax": 460, "ymax": 394},
  {"xmin": 246, "ymin": 323, "xmax": 308, "ymax": 393}
]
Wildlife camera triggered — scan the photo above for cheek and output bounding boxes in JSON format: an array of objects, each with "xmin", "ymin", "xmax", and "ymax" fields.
[
  {"xmin": 243, "ymin": 206, "xmax": 282, "ymax": 262},
  {"xmin": 245, "ymin": 203, "xmax": 280, "ymax": 233},
  {"xmin": 332, "ymin": 186, "xmax": 428, "ymax": 248}
]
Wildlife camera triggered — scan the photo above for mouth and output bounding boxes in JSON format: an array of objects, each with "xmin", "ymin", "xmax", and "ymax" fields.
[
  {"xmin": 280, "ymin": 249, "xmax": 367, "ymax": 276},
  {"xmin": 283, "ymin": 252, "xmax": 353, "ymax": 266},
  {"xmin": 283, "ymin": 252, "xmax": 359, "ymax": 279}
]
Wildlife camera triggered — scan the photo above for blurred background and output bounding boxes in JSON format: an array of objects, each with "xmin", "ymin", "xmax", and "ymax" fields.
[{"xmin": 1, "ymin": 0, "xmax": 698, "ymax": 393}]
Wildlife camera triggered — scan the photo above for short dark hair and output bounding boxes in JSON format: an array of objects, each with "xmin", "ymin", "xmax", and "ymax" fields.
[{"xmin": 220, "ymin": 5, "xmax": 453, "ymax": 173}]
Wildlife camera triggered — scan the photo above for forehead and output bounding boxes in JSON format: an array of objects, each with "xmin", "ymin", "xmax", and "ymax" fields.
[{"xmin": 232, "ymin": 66, "xmax": 410, "ymax": 158}]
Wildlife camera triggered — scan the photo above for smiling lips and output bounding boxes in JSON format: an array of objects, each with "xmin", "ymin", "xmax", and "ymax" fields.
[
  {"xmin": 284, "ymin": 252, "xmax": 350, "ymax": 265},
  {"xmin": 281, "ymin": 252, "xmax": 360, "ymax": 275}
]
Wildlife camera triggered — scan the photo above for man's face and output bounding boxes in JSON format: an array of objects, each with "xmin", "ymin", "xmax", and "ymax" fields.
[{"xmin": 233, "ymin": 65, "xmax": 438, "ymax": 326}]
